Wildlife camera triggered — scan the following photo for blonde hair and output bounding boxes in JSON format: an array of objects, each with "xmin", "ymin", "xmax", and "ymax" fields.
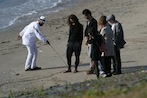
[{"xmin": 98, "ymin": 15, "xmax": 107, "ymax": 26}]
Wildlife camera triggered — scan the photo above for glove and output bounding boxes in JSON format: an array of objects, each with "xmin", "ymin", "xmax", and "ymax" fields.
[
  {"xmin": 46, "ymin": 40, "xmax": 50, "ymax": 45},
  {"xmin": 17, "ymin": 35, "xmax": 22, "ymax": 40}
]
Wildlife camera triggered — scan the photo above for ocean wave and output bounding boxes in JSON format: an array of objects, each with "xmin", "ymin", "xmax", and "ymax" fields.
[
  {"xmin": 0, "ymin": 0, "xmax": 64, "ymax": 30},
  {"xmin": 0, "ymin": 10, "xmax": 38, "ymax": 30},
  {"xmin": 0, "ymin": 0, "xmax": 81, "ymax": 30}
]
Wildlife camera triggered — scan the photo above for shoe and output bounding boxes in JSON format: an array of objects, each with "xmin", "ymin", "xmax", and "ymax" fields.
[
  {"xmin": 113, "ymin": 72, "xmax": 121, "ymax": 75},
  {"xmin": 100, "ymin": 71, "xmax": 105, "ymax": 75},
  {"xmin": 25, "ymin": 68, "xmax": 31, "ymax": 71},
  {"xmin": 31, "ymin": 67, "xmax": 41, "ymax": 70},
  {"xmin": 86, "ymin": 69, "xmax": 94, "ymax": 75},
  {"xmin": 63, "ymin": 69, "xmax": 71, "ymax": 73},
  {"xmin": 106, "ymin": 73, "xmax": 112, "ymax": 77},
  {"xmin": 101, "ymin": 74, "xmax": 107, "ymax": 78},
  {"xmin": 112, "ymin": 71, "xmax": 116, "ymax": 74},
  {"xmin": 73, "ymin": 69, "xmax": 78, "ymax": 73},
  {"xmin": 100, "ymin": 71, "xmax": 107, "ymax": 78}
]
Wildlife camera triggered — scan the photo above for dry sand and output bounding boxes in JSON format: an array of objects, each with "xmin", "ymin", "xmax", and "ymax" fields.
[{"xmin": 0, "ymin": 0, "xmax": 147, "ymax": 97}]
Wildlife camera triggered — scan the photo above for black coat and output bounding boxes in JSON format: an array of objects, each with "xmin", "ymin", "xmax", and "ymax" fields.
[
  {"xmin": 114, "ymin": 21, "xmax": 126, "ymax": 49},
  {"xmin": 84, "ymin": 18, "xmax": 98, "ymax": 37},
  {"xmin": 68, "ymin": 23, "xmax": 83, "ymax": 45}
]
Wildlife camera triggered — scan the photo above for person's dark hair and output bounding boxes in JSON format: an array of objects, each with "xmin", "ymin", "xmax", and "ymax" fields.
[
  {"xmin": 68, "ymin": 14, "xmax": 79, "ymax": 26},
  {"xmin": 82, "ymin": 9, "xmax": 91, "ymax": 16}
]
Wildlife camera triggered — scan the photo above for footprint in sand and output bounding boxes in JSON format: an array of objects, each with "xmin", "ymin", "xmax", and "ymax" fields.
[{"xmin": 0, "ymin": 40, "xmax": 10, "ymax": 44}]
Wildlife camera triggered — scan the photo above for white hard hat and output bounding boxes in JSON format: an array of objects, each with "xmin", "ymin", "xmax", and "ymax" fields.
[{"xmin": 39, "ymin": 16, "xmax": 46, "ymax": 23}]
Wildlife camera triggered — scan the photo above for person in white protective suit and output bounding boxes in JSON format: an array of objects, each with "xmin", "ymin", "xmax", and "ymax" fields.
[{"xmin": 18, "ymin": 16, "xmax": 50, "ymax": 71}]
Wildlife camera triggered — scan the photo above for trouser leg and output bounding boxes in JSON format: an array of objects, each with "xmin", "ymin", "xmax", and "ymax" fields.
[
  {"xmin": 100, "ymin": 57, "xmax": 104, "ymax": 71},
  {"xmin": 92, "ymin": 61, "xmax": 99, "ymax": 78},
  {"xmin": 66, "ymin": 46, "xmax": 73, "ymax": 70},
  {"xmin": 112, "ymin": 56, "xmax": 117, "ymax": 72},
  {"xmin": 88, "ymin": 44, "xmax": 92, "ymax": 68},
  {"xmin": 108, "ymin": 56, "xmax": 112, "ymax": 74},
  {"xmin": 25, "ymin": 45, "xmax": 34, "ymax": 70},
  {"xmin": 75, "ymin": 53, "xmax": 80, "ymax": 69},
  {"xmin": 116, "ymin": 48, "xmax": 121, "ymax": 73},
  {"xmin": 104, "ymin": 56, "xmax": 111, "ymax": 74},
  {"xmin": 31, "ymin": 44, "xmax": 38, "ymax": 69},
  {"xmin": 74, "ymin": 45, "xmax": 81, "ymax": 69},
  {"xmin": 114, "ymin": 45, "xmax": 122, "ymax": 73}
]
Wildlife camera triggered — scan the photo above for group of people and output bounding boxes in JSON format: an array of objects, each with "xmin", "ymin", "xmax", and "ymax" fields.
[
  {"xmin": 64, "ymin": 9, "xmax": 126, "ymax": 78},
  {"xmin": 18, "ymin": 9, "xmax": 126, "ymax": 79}
]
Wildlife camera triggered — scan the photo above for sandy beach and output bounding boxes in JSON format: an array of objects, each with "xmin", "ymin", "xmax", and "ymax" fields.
[{"xmin": 0, "ymin": 0, "xmax": 147, "ymax": 97}]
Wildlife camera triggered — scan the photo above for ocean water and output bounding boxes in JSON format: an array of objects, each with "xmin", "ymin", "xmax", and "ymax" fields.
[{"xmin": 0, "ymin": 0, "xmax": 81, "ymax": 31}]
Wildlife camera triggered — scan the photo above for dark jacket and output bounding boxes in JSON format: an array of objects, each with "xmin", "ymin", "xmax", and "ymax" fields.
[
  {"xmin": 68, "ymin": 23, "xmax": 83, "ymax": 45},
  {"xmin": 90, "ymin": 34, "xmax": 102, "ymax": 60},
  {"xmin": 114, "ymin": 21, "xmax": 126, "ymax": 49},
  {"xmin": 84, "ymin": 18, "xmax": 98, "ymax": 37}
]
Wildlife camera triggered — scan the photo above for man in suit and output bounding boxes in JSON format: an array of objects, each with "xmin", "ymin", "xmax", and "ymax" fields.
[{"xmin": 107, "ymin": 14, "xmax": 126, "ymax": 75}]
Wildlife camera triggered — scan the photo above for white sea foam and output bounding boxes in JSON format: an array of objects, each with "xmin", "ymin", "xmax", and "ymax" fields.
[{"xmin": 0, "ymin": 0, "xmax": 80, "ymax": 30}]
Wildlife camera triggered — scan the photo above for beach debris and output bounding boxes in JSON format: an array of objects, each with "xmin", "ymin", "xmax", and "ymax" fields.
[
  {"xmin": 15, "ymin": 73, "xmax": 20, "ymax": 76},
  {"xmin": 39, "ymin": 50, "xmax": 43, "ymax": 52},
  {"xmin": 87, "ymin": 83, "xmax": 90, "ymax": 86},
  {"xmin": 141, "ymin": 70, "xmax": 147, "ymax": 73},
  {"xmin": 0, "ymin": 40, "xmax": 10, "ymax": 44}
]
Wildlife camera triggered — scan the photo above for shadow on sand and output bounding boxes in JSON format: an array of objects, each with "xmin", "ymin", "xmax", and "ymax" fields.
[
  {"xmin": 41, "ymin": 63, "xmax": 89, "ymax": 70},
  {"xmin": 41, "ymin": 60, "xmax": 147, "ymax": 74}
]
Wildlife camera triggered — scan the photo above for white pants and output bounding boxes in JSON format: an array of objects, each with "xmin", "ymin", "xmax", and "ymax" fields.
[
  {"xmin": 25, "ymin": 44, "xmax": 38, "ymax": 69},
  {"xmin": 87, "ymin": 44, "xmax": 92, "ymax": 68}
]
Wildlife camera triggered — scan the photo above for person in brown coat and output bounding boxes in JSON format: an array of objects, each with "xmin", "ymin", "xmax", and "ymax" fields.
[{"xmin": 99, "ymin": 16, "xmax": 115, "ymax": 77}]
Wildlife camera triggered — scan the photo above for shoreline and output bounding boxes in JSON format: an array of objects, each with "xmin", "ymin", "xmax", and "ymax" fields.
[
  {"xmin": 0, "ymin": 0, "xmax": 82, "ymax": 31},
  {"xmin": 0, "ymin": 0, "xmax": 147, "ymax": 97},
  {"xmin": 0, "ymin": 0, "xmax": 84, "ymax": 34}
]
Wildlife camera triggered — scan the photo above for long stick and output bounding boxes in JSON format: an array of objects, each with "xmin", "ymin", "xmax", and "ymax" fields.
[
  {"xmin": 33, "ymin": 27, "xmax": 67, "ymax": 66},
  {"xmin": 49, "ymin": 44, "xmax": 67, "ymax": 65}
]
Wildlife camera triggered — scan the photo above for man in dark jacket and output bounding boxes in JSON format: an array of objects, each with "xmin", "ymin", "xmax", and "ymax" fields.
[
  {"xmin": 107, "ymin": 14, "xmax": 126, "ymax": 75},
  {"xmin": 82, "ymin": 9, "xmax": 99, "ymax": 74}
]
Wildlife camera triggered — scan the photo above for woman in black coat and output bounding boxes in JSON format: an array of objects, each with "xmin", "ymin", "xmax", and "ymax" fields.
[
  {"xmin": 87, "ymin": 28, "xmax": 102, "ymax": 78},
  {"xmin": 64, "ymin": 14, "xmax": 83, "ymax": 73}
]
